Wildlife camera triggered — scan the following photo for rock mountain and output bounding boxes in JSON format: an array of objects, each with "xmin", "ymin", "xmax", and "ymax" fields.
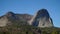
[
  {"xmin": 0, "ymin": 9, "xmax": 54, "ymax": 27},
  {"xmin": 0, "ymin": 12, "xmax": 32, "ymax": 27},
  {"xmin": 29, "ymin": 9, "xmax": 54, "ymax": 27}
]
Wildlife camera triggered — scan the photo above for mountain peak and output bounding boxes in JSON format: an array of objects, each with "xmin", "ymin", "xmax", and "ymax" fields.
[
  {"xmin": 29, "ymin": 9, "xmax": 53, "ymax": 27},
  {"xmin": 7, "ymin": 11, "xmax": 14, "ymax": 14},
  {"xmin": 6, "ymin": 11, "xmax": 15, "ymax": 17},
  {"xmin": 36, "ymin": 9, "xmax": 49, "ymax": 18},
  {"xmin": 38, "ymin": 9, "xmax": 48, "ymax": 14}
]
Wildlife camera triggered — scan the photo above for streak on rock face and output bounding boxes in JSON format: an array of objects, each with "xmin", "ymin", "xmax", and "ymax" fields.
[{"xmin": 29, "ymin": 9, "xmax": 54, "ymax": 27}]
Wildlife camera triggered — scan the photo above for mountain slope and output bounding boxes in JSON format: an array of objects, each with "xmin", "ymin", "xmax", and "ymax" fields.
[{"xmin": 0, "ymin": 12, "xmax": 33, "ymax": 27}]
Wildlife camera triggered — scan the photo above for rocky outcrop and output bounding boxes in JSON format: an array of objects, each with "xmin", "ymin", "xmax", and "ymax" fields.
[
  {"xmin": 0, "ymin": 16, "xmax": 8, "ymax": 27},
  {"xmin": 0, "ymin": 12, "xmax": 32, "ymax": 27},
  {"xmin": 29, "ymin": 9, "xmax": 54, "ymax": 27},
  {"xmin": 0, "ymin": 12, "xmax": 16, "ymax": 27}
]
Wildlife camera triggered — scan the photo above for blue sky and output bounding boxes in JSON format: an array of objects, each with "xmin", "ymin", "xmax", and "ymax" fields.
[{"xmin": 0, "ymin": 0, "xmax": 60, "ymax": 27}]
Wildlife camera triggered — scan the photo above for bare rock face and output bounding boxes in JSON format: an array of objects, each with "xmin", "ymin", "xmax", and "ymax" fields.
[
  {"xmin": 0, "ymin": 12, "xmax": 16, "ymax": 27},
  {"xmin": 29, "ymin": 9, "xmax": 54, "ymax": 27},
  {"xmin": 0, "ymin": 16, "xmax": 8, "ymax": 27},
  {"xmin": 0, "ymin": 12, "xmax": 32, "ymax": 27}
]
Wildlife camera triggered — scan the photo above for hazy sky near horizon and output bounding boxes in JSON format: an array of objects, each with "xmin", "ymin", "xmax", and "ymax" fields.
[{"xmin": 0, "ymin": 0, "xmax": 60, "ymax": 27}]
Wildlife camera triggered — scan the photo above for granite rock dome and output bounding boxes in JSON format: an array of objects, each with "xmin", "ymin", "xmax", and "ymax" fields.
[{"xmin": 29, "ymin": 9, "xmax": 54, "ymax": 27}]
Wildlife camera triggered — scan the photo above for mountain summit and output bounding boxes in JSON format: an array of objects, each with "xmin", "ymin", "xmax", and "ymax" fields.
[{"xmin": 29, "ymin": 9, "xmax": 54, "ymax": 27}]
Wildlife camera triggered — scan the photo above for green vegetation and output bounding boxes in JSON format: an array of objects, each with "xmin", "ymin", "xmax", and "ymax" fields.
[
  {"xmin": 0, "ymin": 17, "xmax": 60, "ymax": 34},
  {"xmin": 0, "ymin": 25, "xmax": 60, "ymax": 34}
]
